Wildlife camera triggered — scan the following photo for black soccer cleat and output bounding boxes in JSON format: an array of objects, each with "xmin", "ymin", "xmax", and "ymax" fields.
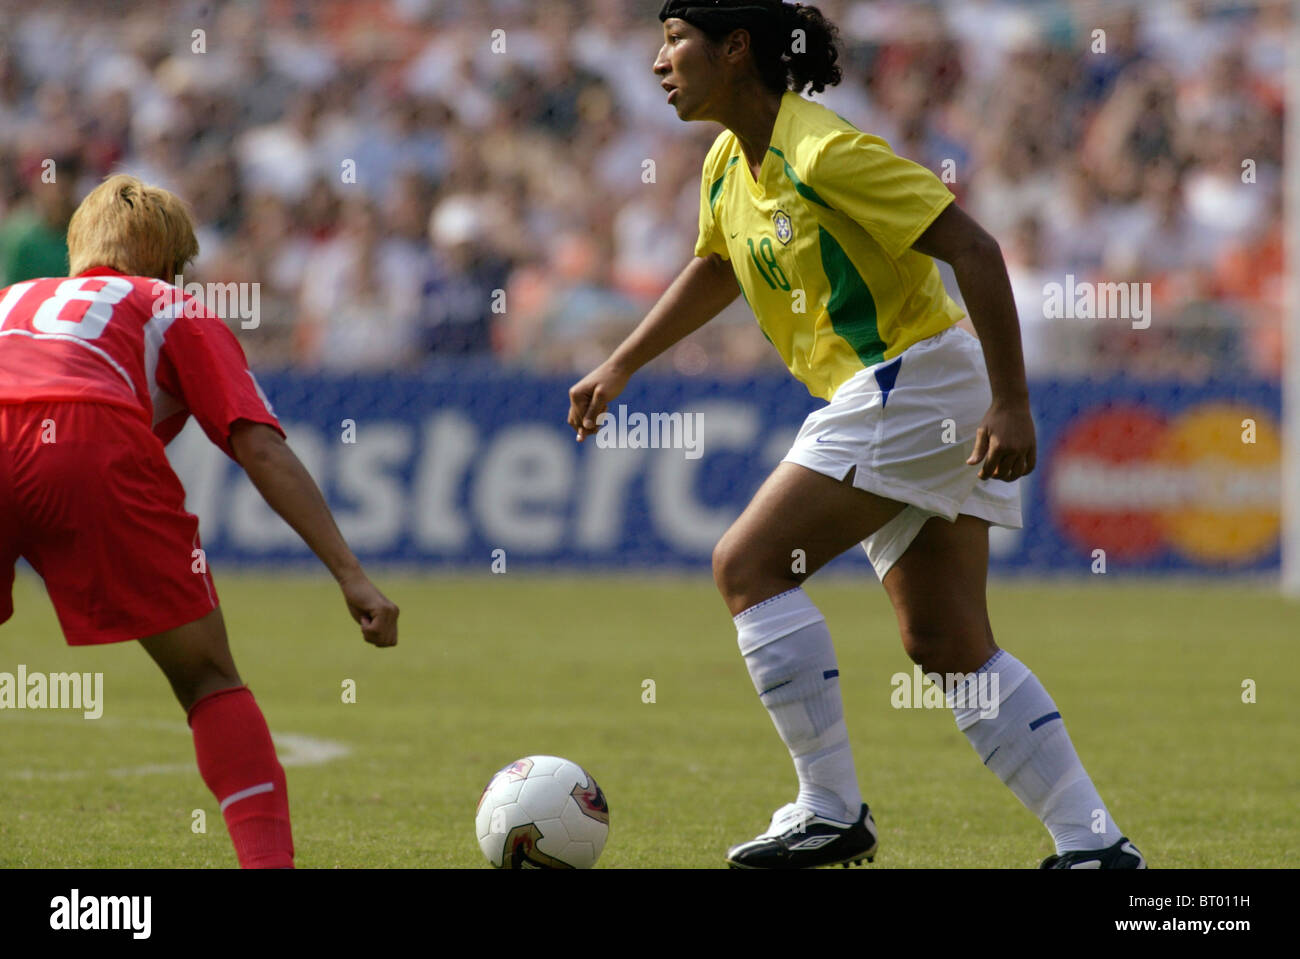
[
  {"xmin": 1040, "ymin": 837, "xmax": 1147, "ymax": 869},
  {"xmin": 726, "ymin": 802, "xmax": 878, "ymax": 870}
]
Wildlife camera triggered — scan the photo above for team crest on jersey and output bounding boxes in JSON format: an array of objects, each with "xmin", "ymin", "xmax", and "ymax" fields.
[{"xmin": 773, "ymin": 210, "xmax": 793, "ymax": 245}]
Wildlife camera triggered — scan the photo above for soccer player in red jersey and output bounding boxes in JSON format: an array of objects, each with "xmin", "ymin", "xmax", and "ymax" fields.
[{"xmin": 0, "ymin": 174, "xmax": 399, "ymax": 868}]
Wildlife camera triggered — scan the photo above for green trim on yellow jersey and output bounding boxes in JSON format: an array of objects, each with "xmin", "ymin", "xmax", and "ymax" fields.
[
  {"xmin": 709, "ymin": 156, "xmax": 740, "ymax": 209},
  {"xmin": 695, "ymin": 92, "xmax": 966, "ymax": 400},
  {"xmin": 769, "ymin": 147, "xmax": 831, "ymax": 209},
  {"xmin": 818, "ymin": 225, "xmax": 883, "ymax": 367}
]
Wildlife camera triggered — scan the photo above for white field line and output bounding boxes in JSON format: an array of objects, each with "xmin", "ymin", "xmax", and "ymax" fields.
[{"xmin": 1, "ymin": 714, "xmax": 350, "ymax": 780}]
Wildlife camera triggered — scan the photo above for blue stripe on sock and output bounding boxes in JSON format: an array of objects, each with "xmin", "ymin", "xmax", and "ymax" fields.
[
  {"xmin": 760, "ymin": 679, "xmax": 792, "ymax": 696},
  {"xmin": 983, "ymin": 746, "xmax": 1000, "ymax": 764},
  {"xmin": 823, "ymin": 669, "xmax": 839, "ymax": 680},
  {"xmin": 1029, "ymin": 711, "xmax": 1061, "ymax": 731}
]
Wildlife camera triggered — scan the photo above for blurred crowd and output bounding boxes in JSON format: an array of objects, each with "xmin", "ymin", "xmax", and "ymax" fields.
[{"xmin": 0, "ymin": 0, "xmax": 1288, "ymax": 379}]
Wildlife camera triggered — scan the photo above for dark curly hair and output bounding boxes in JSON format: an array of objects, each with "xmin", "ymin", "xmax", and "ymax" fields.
[{"xmin": 662, "ymin": 1, "xmax": 843, "ymax": 95}]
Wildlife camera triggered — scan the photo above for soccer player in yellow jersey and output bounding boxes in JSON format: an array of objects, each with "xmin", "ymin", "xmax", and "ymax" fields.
[{"xmin": 568, "ymin": 0, "xmax": 1144, "ymax": 869}]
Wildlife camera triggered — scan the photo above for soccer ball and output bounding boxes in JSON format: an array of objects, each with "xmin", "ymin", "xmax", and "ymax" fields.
[{"xmin": 475, "ymin": 755, "xmax": 610, "ymax": 869}]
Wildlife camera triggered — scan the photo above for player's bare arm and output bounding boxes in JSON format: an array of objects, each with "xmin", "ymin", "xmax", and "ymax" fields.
[
  {"xmin": 912, "ymin": 203, "xmax": 1036, "ymax": 482},
  {"xmin": 568, "ymin": 251, "xmax": 738, "ymax": 440},
  {"xmin": 229, "ymin": 419, "xmax": 398, "ymax": 647}
]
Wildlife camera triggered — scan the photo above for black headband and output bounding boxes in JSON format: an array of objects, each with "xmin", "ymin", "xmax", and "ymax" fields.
[{"xmin": 659, "ymin": 0, "xmax": 788, "ymax": 34}]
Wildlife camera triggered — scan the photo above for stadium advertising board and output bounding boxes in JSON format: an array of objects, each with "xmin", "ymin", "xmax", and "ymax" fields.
[{"xmin": 167, "ymin": 369, "xmax": 1281, "ymax": 575}]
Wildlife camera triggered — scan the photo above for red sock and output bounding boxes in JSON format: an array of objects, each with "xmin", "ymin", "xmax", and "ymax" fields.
[{"xmin": 187, "ymin": 685, "xmax": 294, "ymax": 868}]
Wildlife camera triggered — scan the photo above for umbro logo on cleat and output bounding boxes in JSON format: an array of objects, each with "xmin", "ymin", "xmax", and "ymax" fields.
[{"xmin": 787, "ymin": 835, "xmax": 838, "ymax": 850}]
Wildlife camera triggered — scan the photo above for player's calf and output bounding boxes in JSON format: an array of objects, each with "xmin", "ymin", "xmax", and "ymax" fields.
[
  {"xmin": 141, "ymin": 611, "xmax": 293, "ymax": 868},
  {"xmin": 188, "ymin": 684, "xmax": 294, "ymax": 868},
  {"xmin": 140, "ymin": 608, "xmax": 242, "ymax": 711}
]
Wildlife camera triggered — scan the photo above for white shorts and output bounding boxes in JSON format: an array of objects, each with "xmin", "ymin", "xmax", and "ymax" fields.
[{"xmin": 782, "ymin": 325, "xmax": 1023, "ymax": 581}]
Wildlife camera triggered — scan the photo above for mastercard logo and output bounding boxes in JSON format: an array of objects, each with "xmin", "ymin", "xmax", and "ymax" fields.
[{"xmin": 1047, "ymin": 403, "xmax": 1281, "ymax": 564}]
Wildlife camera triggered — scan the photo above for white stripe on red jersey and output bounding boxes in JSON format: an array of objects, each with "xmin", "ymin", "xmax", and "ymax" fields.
[{"xmin": 0, "ymin": 268, "xmax": 282, "ymax": 457}]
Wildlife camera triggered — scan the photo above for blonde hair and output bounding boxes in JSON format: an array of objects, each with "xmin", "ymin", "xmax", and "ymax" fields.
[{"xmin": 67, "ymin": 174, "xmax": 199, "ymax": 279}]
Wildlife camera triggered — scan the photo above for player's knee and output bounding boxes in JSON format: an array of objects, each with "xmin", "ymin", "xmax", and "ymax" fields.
[
  {"xmin": 711, "ymin": 535, "xmax": 740, "ymax": 598},
  {"xmin": 900, "ymin": 621, "xmax": 992, "ymax": 676},
  {"xmin": 899, "ymin": 626, "xmax": 928, "ymax": 669},
  {"xmin": 899, "ymin": 623, "xmax": 954, "ymax": 674},
  {"xmin": 712, "ymin": 535, "xmax": 767, "ymax": 605},
  {"xmin": 713, "ymin": 535, "xmax": 802, "ymax": 614},
  {"xmin": 160, "ymin": 657, "xmax": 242, "ymax": 712}
]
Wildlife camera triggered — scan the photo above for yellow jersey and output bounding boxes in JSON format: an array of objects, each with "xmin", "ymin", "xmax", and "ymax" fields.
[{"xmin": 696, "ymin": 91, "xmax": 965, "ymax": 400}]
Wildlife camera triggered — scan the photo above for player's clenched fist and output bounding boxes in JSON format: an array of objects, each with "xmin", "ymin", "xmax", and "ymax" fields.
[
  {"xmin": 966, "ymin": 399, "xmax": 1037, "ymax": 482},
  {"xmin": 568, "ymin": 362, "xmax": 630, "ymax": 442},
  {"xmin": 339, "ymin": 572, "xmax": 399, "ymax": 647}
]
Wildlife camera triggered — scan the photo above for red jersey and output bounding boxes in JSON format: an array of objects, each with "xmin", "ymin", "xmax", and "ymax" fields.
[{"xmin": 0, "ymin": 268, "xmax": 282, "ymax": 457}]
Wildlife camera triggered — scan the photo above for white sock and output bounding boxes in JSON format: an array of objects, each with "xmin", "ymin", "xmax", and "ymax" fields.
[
  {"xmin": 734, "ymin": 588, "xmax": 861, "ymax": 825},
  {"xmin": 953, "ymin": 650, "xmax": 1122, "ymax": 852}
]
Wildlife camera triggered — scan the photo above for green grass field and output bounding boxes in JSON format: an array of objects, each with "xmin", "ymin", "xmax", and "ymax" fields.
[{"xmin": 1, "ymin": 571, "xmax": 1296, "ymax": 868}]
